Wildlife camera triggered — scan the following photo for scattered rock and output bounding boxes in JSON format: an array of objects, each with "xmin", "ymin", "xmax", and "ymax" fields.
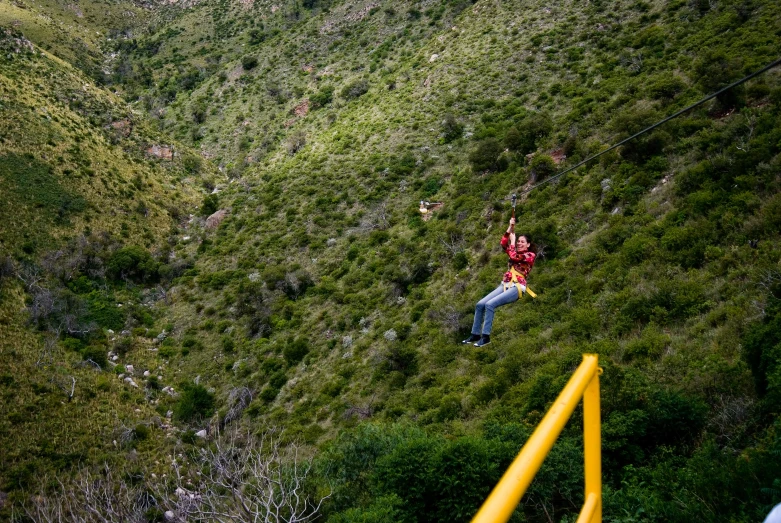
[
  {"xmin": 124, "ymin": 377, "xmax": 138, "ymax": 388},
  {"xmin": 429, "ymin": 54, "xmax": 439, "ymax": 62},
  {"xmin": 126, "ymin": 364, "xmax": 134, "ymax": 374},
  {"xmin": 144, "ymin": 371, "xmax": 151, "ymax": 377},
  {"xmin": 195, "ymin": 430, "xmax": 207, "ymax": 438},
  {"xmin": 166, "ymin": 410, "xmax": 173, "ymax": 418},
  {"xmin": 165, "ymin": 511, "xmax": 175, "ymax": 521},
  {"xmin": 112, "ymin": 355, "xmax": 119, "ymax": 361},
  {"xmin": 162, "ymin": 387, "xmax": 177, "ymax": 397}
]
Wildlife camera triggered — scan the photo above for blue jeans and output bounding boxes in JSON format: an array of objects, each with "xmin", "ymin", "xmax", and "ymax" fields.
[{"xmin": 470, "ymin": 284, "xmax": 520, "ymax": 335}]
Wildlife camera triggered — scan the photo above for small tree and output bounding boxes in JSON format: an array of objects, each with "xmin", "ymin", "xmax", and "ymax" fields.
[
  {"xmin": 200, "ymin": 194, "xmax": 219, "ymax": 216},
  {"xmin": 469, "ymin": 138, "xmax": 503, "ymax": 173},
  {"xmin": 441, "ymin": 114, "xmax": 463, "ymax": 143}
]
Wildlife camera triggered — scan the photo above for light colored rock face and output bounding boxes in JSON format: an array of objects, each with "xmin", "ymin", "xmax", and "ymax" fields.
[
  {"xmin": 146, "ymin": 144, "xmax": 174, "ymax": 160},
  {"xmin": 205, "ymin": 209, "xmax": 229, "ymax": 229}
]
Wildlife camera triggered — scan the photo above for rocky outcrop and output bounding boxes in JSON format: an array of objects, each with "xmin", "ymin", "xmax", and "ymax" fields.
[
  {"xmin": 206, "ymin": 209, "xmax": 229, "ymax": 229},
  {"xmin": 146, "ymin": 145, "xmax": 174, "ymax": 160}
]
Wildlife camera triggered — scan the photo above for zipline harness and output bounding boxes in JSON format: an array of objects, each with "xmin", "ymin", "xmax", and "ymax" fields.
[{"xmin": 505, "ymin": 193, "xmax": 538, "ymax": 299}]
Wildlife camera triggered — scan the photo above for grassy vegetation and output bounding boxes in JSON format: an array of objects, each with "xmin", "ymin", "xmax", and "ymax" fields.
[{"xmin": 2, "ymin": 0, "xmax": 781, "ymax": 521}]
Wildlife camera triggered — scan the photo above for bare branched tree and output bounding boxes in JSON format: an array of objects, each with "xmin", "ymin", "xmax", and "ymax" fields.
[
  {"xmin": 350, "ymin": 201, "xmax": 391, "ymax": 233},
  {"xmin": 758, "ymin": 269, "xmax": 781, "ymax": 300},
  {"xmin": 36, "ymin": 332, "xmax": 60, "ymax": 368},
  {"xmin": 25, "ymin": 431, "xmax": 329, "ymax": 522},
  {"xmin": 438, "ymin": 231, "xmax": 465, "ymax": 256},
  {"xmin": 50, "ymin": 374, "xmax": 76, "ymax": 402},
  {"xmin": 25, "ymin": 465, "xmax": 155, "ymax": 522},
  {"xmin": 161, "ymin": 428, "xmax": 330, "ymax": 523},
  {"xmin": 15, "ymin": 262, "xmax": 45, "ymax": 291}
]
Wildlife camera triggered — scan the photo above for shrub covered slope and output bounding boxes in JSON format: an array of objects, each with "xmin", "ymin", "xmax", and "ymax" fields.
[
  {"xmin": 0, "ymin": 13, "xmax": 208, "ymax": 513},
  {"xmin": 2, "ymin": 0, "xmax": 781, "ymax": 521}
]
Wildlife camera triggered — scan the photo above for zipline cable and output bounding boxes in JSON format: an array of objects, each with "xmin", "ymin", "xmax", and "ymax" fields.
[{"xmin": 513, "ymin": 55, "xmax": 781, "ymax": 199}]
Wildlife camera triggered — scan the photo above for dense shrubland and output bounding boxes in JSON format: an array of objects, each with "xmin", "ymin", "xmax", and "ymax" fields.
[{"xmin": 2, "ymin": 0, "xmax": 781, "ymax": 521}]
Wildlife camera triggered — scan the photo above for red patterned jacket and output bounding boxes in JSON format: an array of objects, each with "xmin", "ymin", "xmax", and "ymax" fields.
[{"xmin": 500, "ymin": 233, "xmax": 536, "ymax": 285}]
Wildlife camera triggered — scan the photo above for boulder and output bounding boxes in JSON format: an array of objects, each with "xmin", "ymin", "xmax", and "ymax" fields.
[
  {"xmin": 195, "ymin": 429, "xmax": 207, "ymax": 438},
  {"xmin": 205, "ymin": 209, "xmax": 229, "ymax": 229}
]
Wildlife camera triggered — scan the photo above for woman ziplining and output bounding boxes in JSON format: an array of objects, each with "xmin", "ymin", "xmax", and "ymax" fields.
[
  {"xmin": 463, "ymin": 196, "xmax": 537, "ymax": 347},
  {"xmin": 459, "ymin": 57, "xmax": 781, "ymax": 348}
]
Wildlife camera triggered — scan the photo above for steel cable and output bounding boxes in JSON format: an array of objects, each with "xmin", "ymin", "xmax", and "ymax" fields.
[{"xmin": 512, "ymin": 55, "xmax": 781, "ymax": 199}]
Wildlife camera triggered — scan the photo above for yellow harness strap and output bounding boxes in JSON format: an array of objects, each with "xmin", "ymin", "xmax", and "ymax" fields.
[{"xmin": 503, "ymin": 268, "xmax": 537, "ymax": 299}]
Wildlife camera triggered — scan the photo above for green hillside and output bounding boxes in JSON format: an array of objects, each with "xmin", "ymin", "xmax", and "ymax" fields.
[
  {"xmin": 2, "ymin": 0, "xmax": 781, "ymax": 521},
  {"xmin": 0, "ymin": 17, "xmax": 210, "ymax": 515}
]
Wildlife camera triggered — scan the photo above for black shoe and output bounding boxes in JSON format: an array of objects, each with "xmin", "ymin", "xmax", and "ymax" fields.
[
  {"xmin": 474, "ymin": 335, "xmax": 491, "ymax": 347},
  {"xmin": 462, "ymin": 334, "xmax": 481, "ymax": 344}
]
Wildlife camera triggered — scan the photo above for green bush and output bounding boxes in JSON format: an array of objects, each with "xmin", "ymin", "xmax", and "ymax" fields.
[
  {"xmin": 469, "ymin": 138, "xmax": 503, "ymax": 173},
  {"xmin": 743, "ymin": 301, "xmax": 781, "ymax": 413},
  {"xmin": 81, "ymin": 345, "xmax": 108, "ymax": 368},
  {"xmin": 200, "ymin": 194, "xmax": 219, "ymax": 216},
  {"xmin": 311, "ymin": 85, "xmax": 334, "ymax": 107},
  {"xmin": 507, "ymin": 113, "xmax": 552, "ymax": 154},
  {"xmin": 693, "ymin": 49, "xmax": 744, "ymax": 109},
  {"xmin": 528, "ymin": 154, "xmax": 556, "ymax": 182},
  {"xmin": 107, "ymin": 246, "xmax": 159, "ymax": 283},
  {"xmin": 341, "ymin": 79, "xmax": 369, "ymax": 100},
  {"xmin": 283, "ymin": 338, "xmax": 309, "ymax": 364},
  {"xmin": 441, "ymin": 114, "xmax": 463, "ymax": 143},
  {"xmin": 173, "ymin": 383, "xmax": 215, "ymax": 422},
  {"xmin": 241, "ymin": 55, "xmax": 258, "ymax": 70}
]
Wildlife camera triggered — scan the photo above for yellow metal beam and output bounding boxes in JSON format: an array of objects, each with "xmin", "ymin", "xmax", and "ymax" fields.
[
  {"xmin": 471, "ymin": 354, "xmax": 601, "ymax": 523},
  {"xmin": 583, "ymin": 363, "xmax": 602, "ymax": 523}
]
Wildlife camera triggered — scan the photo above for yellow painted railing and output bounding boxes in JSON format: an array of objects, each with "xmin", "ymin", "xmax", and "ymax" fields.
[{"xmin": 472, "ymin": 354, "xmax": 603, "ymax": 523}]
